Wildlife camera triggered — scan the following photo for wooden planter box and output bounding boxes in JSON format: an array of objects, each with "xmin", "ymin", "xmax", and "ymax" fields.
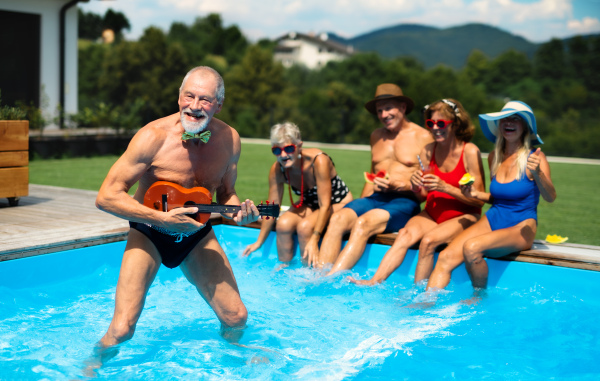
[{"xmin": 0, "ymin": 120, "xmax": 29, "ymax": 206}]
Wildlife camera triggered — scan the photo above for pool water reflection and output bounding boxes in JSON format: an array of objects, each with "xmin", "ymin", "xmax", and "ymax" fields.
[{"xmin": 0, "ymin": 224, "xmax": 599, "ymax": 380}]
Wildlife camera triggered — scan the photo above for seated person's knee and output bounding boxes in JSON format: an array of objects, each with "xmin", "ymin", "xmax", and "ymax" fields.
[
  {"xmin": 463, "ymin": 239, "xmax": 484, "ymax": 265},
  {"xmin": 275, "ymin": 215, "xmax": 296, "ymax": 235},
  {"xmin": 353, "ymin": 216, "xmax": 371, "ymax": 232},
  {"xmin": 296, "ymin": 219, "xmax": 314, "ymax": 239},
  {"xmin": 419, "ymin": 234, "xmax": 439, "ymax": 254},
  {"xmin": 395, "ymin": 228, "xmax": 415, "ymax": 249},
  {"xmin": 435, "ymin": 248, "xmax": 460, "ymax": 271},
  {"xmin": 326, "ymin": 211, "xmax": 348, "ymax": 233}
]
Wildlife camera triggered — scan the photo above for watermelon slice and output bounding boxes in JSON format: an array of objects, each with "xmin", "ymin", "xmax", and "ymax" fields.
[
  {"xmin": 458, "ymin": 173, "xmax": 475, "ymax": 186},
  {"xmin": 364, "ymin": 170, "xmax": 388, "ymax": 184}
]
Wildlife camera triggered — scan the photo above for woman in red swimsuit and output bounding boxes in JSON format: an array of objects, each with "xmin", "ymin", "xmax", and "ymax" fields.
[
  {"xmin": 350, "ymin": 99, "xmax": 485, "ymax": 286},
  {"xmin": 243, "ymin": 122, "xmax": 353, "ymax": 263}
]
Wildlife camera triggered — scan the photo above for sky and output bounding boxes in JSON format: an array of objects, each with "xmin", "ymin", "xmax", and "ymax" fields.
[{"xmin": 80, "ymin": 0, "xmax": 600, "ymax": 43}]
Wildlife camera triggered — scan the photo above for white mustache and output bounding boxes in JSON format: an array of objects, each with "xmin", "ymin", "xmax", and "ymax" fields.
[{"xmin": 184, "ymin": 108, "xmax": 208, "ymax": 118}]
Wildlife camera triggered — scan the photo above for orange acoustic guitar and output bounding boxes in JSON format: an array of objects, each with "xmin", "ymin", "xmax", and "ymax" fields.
[{"xmin": 143, "ymin": 181, "xmax": 280, "ymax": 224}]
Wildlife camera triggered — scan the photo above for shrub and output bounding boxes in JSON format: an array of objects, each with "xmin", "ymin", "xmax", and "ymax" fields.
[{"xmin": 0, "ymin": 90, "xmax": 27, "ymax": 120}]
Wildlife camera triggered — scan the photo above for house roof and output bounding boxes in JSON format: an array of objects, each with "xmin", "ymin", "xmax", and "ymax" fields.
[{"xmin": 275, "ymin": 31, "xmax": 354, "ymax": 55}]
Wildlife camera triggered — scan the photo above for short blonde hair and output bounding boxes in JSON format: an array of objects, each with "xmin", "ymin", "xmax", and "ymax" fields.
[{"xmin": 270, "ymin": 122, "xmax": 302, "ymax": 146}]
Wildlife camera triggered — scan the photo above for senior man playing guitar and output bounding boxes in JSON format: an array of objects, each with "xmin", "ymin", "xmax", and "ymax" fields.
[{"xmin": 94, "ymin": 66, "xmax": 261, "ymax": 357}]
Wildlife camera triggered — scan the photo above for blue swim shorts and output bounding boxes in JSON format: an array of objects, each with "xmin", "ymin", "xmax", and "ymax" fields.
[
  {"xmin": 129, "ymin": 220, "xmax": 212, "ymax": 268},
  {"xmin": 344, "ymin": 192, "xmax": 420, "ymax": 233}
]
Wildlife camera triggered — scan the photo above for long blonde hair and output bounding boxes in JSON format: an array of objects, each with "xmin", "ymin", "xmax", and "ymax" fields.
[{"xmin": 491, "ymin": 127, "xmax": 531, "ymax": 180}]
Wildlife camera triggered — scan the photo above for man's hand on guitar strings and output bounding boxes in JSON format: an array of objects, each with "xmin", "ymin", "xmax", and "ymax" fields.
[
  {"xmin": 233, "ymin": 200, "xmax": 260, "ymax": 226},
  {"xmin": 163, "ymin": 206, "xmax": 204, "ymax": 232}
]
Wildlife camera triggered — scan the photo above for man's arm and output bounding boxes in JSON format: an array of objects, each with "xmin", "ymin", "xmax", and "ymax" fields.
[
  {"xmin": 96, "ymin": 127, "xmax": 202, "ymax": 232},
  {"xmin": 360, "ymin": 131, "xmax": 379, "ymax": 198}
]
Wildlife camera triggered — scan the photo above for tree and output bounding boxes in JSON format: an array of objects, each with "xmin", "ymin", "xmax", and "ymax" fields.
[
  {"xmin": 534, "ymin": 38, "xmax": 565, "ymax": 80},
  {"xmin": 584, "ymin": 36, "xmax": 600, "ymax": 94},
  {"xmin": 78, "ymin": 42, "xmax": 109, "ymax": 109},
  {"xmin": 320, "ymin": 53, "xmax": 388, "ymax": 98},
  {"xmin": 463, "ymin": 50, "xmax": 490, "ymax": 86},
  {"xmin": 167, "ymin": 14, "xmax": 248, "ymax": 67},
  {"xmin": 98, "ymin": 27, "xmax": 190, "ymax": 123},
  {"xmin": 485, "ymin": 50, "xmax": 532, "ymax": 96},
  {"xmin": 568, "ymin": 36, "xmax": 589, "ymax": 79},
  {"xmin": 103, "ymin": 9, "xmax": 131, "ymax": 40},
  {"xmin": 78, "ymin": 8, "xmax": 130, "ymax": 41},
  {"xmin": 78, "ymin": 9, "xmax": 103, "ymax": 40},
  {"xmin": 223, "ymin": 45, "xmax": 287, "ymax": 137}
]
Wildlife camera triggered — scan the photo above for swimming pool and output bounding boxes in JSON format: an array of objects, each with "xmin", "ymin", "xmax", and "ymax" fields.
[{"xmin": 1, "ymin": 224, "xmax": 599, "ymax": 380}]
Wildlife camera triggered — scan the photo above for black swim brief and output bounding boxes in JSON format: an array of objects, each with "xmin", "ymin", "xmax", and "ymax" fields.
[{"xmin": 129, "ymin": 221, "xmax": 212, "ymax": 269}]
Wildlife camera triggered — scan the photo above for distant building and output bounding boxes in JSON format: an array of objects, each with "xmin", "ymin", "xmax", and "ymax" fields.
[{"xmin": 274, "ymin": 32, "xmax": 354, "ymax": 69}]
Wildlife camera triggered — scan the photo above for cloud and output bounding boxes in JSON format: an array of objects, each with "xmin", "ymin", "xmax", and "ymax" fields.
[
  {"xmin": 80, "ymin": 0, "xmax": 592, "ymax": 43},
  {"xmin": 568, "ymin": 17, "xmax": 600, "ymax": 34},
  {"xmin": 468, "ymin": 0, "xmax": 572, "ymax": 23}
]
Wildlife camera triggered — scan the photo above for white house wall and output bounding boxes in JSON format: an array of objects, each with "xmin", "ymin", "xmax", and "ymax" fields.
[
  {"xmin": 1, "ymin": 0, "xmax": 78, "ymax": 123},
  {"xmin": 276, "ymin": 39, "xmax": 348, "ymax": 69}
]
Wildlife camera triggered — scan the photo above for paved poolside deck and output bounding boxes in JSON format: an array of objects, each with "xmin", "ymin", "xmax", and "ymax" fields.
[
  {"xmin": 2, "ymin": 185, "xmax": 600, "ymax": 271},
  {"xmin": 0, "ymin": 185, "xmax": 130, "ymax": 261}
]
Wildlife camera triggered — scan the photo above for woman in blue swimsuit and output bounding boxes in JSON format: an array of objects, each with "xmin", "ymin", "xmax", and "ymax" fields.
[
  {"xmin": 243, "ymin": 122, "xmax": 353, "ymax": 263},
  {"xmin": 427, "ymin": 101, "xmax": 556, "ymax": 292}
]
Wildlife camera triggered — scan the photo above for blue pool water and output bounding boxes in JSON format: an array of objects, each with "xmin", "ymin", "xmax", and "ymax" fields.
[{"xmin": 1, "ymin": 224, "xmax": 599, "ymax": 380}]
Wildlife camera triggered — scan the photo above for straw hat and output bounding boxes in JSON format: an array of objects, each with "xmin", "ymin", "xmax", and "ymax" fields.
[
  {"xmin": 364, "ymin": 83, "xmax": 415, "ymax": 115},
  {"xmin": 478, "ymin": 101, "xmax": 543, "ymax": 145}
]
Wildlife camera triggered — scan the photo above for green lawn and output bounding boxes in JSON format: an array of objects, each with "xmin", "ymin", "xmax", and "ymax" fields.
[{"xmin": 29, "ymin": 142, "xmax": 600, "ymax": 246}]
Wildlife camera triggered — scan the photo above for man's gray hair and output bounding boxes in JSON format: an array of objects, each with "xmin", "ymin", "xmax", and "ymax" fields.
[{"xmin": 179, "ymin": 66, "xmax": 225, "ymax": 105}]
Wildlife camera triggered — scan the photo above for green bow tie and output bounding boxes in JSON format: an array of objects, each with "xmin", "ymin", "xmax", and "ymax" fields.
[{"xmin": 182, "ymin": 130, "xmax": 211, "ymax": 143}]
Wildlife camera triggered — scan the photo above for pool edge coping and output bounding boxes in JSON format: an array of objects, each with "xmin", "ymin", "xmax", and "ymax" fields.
[{"xmin": 3, "ymin": 216, "xmax": 599, "ymax": 273}]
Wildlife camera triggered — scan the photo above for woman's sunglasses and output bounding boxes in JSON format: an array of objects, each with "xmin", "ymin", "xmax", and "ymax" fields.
[
  {"xmin": 425, "ymin": 119, "xmax": 453, "ymax": 129},
  {"xmin": 272, "ymin": 144, "xmax": 297, "ymax": 156},
  {"xmin": 501, "ymin": 115, "xmax": 523, "ymax": 123}
]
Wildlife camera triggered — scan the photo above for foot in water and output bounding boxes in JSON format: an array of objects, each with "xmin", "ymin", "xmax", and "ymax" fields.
[
  {"xmin": 460, "ymin": 288, "xmax": 487, "ymax": 305},
  {"xmin": 82, "ymin": 343, "xmax": 120, "ymax": 378}
]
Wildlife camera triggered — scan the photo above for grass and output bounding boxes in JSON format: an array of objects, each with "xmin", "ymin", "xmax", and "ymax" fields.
[{"xmin": 29, "ymin": 142, "xmax": 600, "ymax": 246}]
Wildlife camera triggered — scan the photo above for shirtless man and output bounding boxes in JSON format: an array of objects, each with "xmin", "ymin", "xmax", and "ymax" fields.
[
  {"xmin": 94, "ymin": 66, "xmax": 259, "ymax": 350},
  {"xmin": 320, "ymin": 83, "xmax": 433, "ymax": 275}
]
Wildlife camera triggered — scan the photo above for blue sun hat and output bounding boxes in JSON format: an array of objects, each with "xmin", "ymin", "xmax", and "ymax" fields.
[{"xmin": 478, "ymin": 101, "xmax": 543, "ymax": 145}]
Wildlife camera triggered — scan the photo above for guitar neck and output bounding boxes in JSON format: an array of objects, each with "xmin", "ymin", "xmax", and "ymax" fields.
[{"xmin": 194, "ymin": 204, "xmax": 241, "ymax": 214}]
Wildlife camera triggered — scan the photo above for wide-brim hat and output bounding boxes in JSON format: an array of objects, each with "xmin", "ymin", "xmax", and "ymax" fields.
[
  {"xmin": 365, "ymin": 83, "xmax": 415, "ymax": 115},
  {"xmin": 478, "ymin": 101, "xmax": 543, "ymax": 145}
]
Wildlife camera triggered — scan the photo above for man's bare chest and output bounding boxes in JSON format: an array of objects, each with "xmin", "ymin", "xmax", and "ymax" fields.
[
  {"xmin": 372, "ymin": 140, "xmax": 420, "ymax": 165},
  {"xmin": 147, "ymin": 142, "xmax": 229, "ymax": 191}
]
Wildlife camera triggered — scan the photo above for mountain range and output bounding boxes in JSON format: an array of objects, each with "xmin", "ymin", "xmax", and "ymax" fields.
[{"xmin": 326, "ymin": 23, "xmax": 592, "ymax": 69}]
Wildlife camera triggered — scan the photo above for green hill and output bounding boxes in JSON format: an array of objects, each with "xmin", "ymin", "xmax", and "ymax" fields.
[{"xmin": 329, "ymin": 23, "xmax": 538, "ymax": 69}]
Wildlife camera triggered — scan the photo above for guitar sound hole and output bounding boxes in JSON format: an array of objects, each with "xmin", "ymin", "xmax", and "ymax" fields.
[{"xmin": 184, "ymin": 201, "xmax": 199, "ymax": 219}]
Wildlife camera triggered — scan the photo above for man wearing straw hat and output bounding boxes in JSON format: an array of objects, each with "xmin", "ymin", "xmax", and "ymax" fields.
[{"xmin": 318, "ymin": 83, "xmax": 433, "ymax": 274}]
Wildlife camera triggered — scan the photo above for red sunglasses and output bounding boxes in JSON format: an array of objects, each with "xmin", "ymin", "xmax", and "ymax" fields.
[
  {"xmin": 425, "ymin": 119, "xmax": 453, "ymax": 129},
  {"xmin": 272, "ymin": 144, "xmax": 297, "ymax": 156}
]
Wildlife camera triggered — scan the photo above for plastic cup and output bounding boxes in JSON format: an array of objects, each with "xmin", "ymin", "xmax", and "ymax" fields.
[{"xmin": 422, "ymin": 165, "xmax": 433, "ymax": 176}]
